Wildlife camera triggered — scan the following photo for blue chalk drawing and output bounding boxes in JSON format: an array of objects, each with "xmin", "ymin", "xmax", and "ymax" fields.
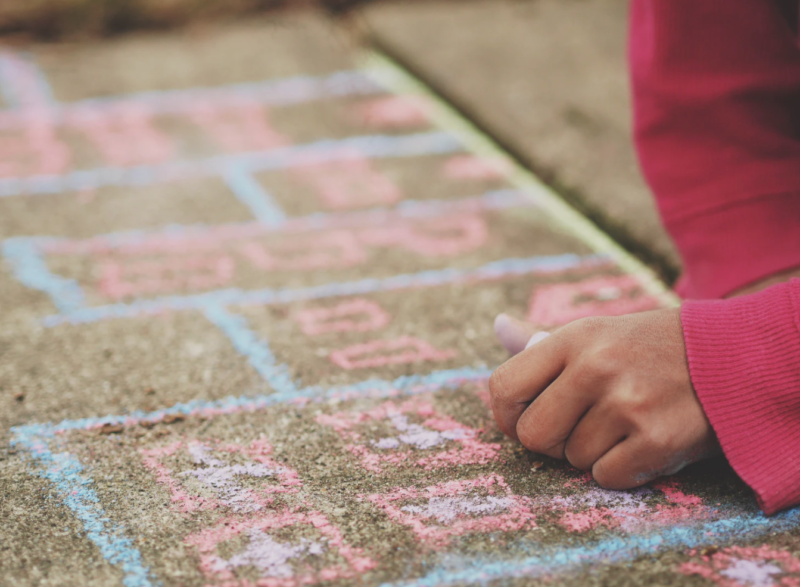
[
  {"xmin": 12, "ymin": 432, "xmax": 156, "ymax": 587},
  {"xmin": 2, "ymin": 238, "xmax": 85, "ymax": 313},
  {"xmin": 0, "ymin": 51, "xmax": 56, "ymax": 109},
  {"xmin": 223, "ymin": 164, "xmax": 287, "ymax": 227},
  {"xmin": 0, "ymin": 70, "xmax": 381, "ymax": 123},
  {"xmin": 0, "ymin": 132, "xmax": 463, "ymax": 198},
  {"xmin": 203, "ymin": 304, "xmax": 297, "ymax": 394},
  {"xmin": 38, "ymin": 254, "xmax": 609, "ymax": 326}
]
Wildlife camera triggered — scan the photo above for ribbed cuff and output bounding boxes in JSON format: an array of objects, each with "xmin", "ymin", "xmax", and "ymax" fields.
[
  {"xmin": 666, "ymin": 192, "xmax": 800, "ymax": 300},
  {"xmin": 682, "ymin": 280, "xmax": 800, "ymax": 515}
]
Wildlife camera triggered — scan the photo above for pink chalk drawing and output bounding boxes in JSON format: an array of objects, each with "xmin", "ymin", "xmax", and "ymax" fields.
[
  {"xmin": 140, "ymin": 437, "xmax": 300, "ymax": 514},
  {"xmin": 239, "ymin": 231, "xmax": 367, "ymax": 271},
  {"xmin": 442, "ymin": 155, "xmax": 511, "ymax": 181},
  {"xmin": 315, "ymin": 397, "xmax": 501, "ymax": 473},
  {"xmin": 186, "ymin": 99, "xmax": 289, "ymax": 152},
  {"xmin": 680, "ymin": 545, "xmax": 800, "ymax": 587},
  {"xmin": 353, "ymin": 95, "xmax": 430, "ymax": 129},
  {"xmin": 66, "ymin": 104, "xmax": 173, "ymax": 166},
  {"xmin": 292, "ymin": 298, "xmax": 390, "ymax": 336},
  {"xmin": 363, "ymin": 475, "xmax": 536, "ymax": 547},
  {"xmin": 358, "ymin": 213, "xmax": 489, "ymax": 257},
  {"xmin": 65, "ymin": 213, "xmax": 490, "ymax": 300},
  {"xmin": 98, "ymin": 253, "xmax": 235, "ymax": 299},
  {"xmin": 329, "ymin": 336, "xmax": 457, "ymax": 370},
  {"xmin": 291, "ymin": 152, "xmax": 403, "ymax": 209},
  {"xmin": 0, "ymin": 115, "xmax": 70, "ymax": 178},
  {"xmin": 184, "ymin": 508, "xmax": 376, "ymax": 587},
  {"xmin": 526, "ymin": 274, "xmax": 660, "ymax": 327},
  {"xmin": 538, "ymin": 476, "xmax": 711, "ymax": 535}
]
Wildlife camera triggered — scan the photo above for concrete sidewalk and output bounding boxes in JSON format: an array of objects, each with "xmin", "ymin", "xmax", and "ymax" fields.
[
  {"xmin": 360, "ymin": 0, "xmax": 680, "ymax": 279},
  {"xmin": 1, "ymin": 7, "xmax": 796, "ymax": 587}
]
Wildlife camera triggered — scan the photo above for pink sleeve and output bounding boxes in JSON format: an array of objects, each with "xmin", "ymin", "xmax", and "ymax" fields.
[
  {"xmin": 629, "ymin": 0, "xmax": 800, "ymax": 300},
  {"xmin": 682, "ymin": 281, "xmax": 800, "ymax": 515}
]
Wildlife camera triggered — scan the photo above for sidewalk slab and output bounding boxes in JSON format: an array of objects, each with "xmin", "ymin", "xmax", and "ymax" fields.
[
  {"xmin": 1, "ymin": 12, "xmax": 793, "ymax": 587},
  {"xmin": 360, "ymin": 0, "xmax": 680, "ymax": 276}
]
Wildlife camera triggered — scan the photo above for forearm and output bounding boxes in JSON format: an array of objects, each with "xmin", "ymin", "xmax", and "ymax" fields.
[{"xmin": 629, "ymin": 0, "xmax": 800, "ymax": 299}]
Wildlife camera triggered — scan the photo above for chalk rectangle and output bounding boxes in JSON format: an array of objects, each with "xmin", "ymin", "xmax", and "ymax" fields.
[{"xmin": 6, "ymin": 195, "xmax": 583, "ymax": 315}]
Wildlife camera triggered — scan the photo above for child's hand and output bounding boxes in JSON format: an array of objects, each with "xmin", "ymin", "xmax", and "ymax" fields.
[{"xmin": 489, "ymin": 309, "xmax": 721, "ymax": 488}]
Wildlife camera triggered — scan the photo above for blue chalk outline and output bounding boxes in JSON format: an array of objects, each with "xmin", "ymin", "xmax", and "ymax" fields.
[
  {"xmin": 10, "ymin": 366, "xmax": 492, "ymax": 587},
  {"xmin": 223, "ymin": 164, "xmax": 287, "ymax": 226},
  {"xmin": 0, "ymin": 69, "xmax": 382, "ymax": 121},
  {"xmin": 12, "ymin": 360, "xmax": 800, "ymax": 587},
  {"xmin": 0, "ymin": 51, "xmax": 56, "ymax": 109},
  {"xmin": 0, "ymin": 131, "xmax": 463, "ymax": 198},
  {"xmin": 40, "ymin": 254, "xmax": 609, "ymax": 326},
  {"xmin": 0, "ymin": 189, "xmax": 559, "ymax": 321},
  {"xmin": 203, "ymin": 303, "xmax": 297, "ymax": 394},
  {"xmin": 2, "ymin": 237, "xmax": 85, "ymax": 313}
]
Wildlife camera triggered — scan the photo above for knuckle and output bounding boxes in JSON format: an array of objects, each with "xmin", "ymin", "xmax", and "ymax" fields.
[
  {"xmin": 574, "ymin": 346, "xmax": 624, "ymax": 383},
  {"xmin": 518, "ymin": 425, "xmax": 565, "ymax": 459},
  {"xmin": 592, "ymin": 462, "xmax": 631, "ymax": 490},
  {"xmin": 563, "ymin": 443, "xmax": 592, "ymax": 471}
]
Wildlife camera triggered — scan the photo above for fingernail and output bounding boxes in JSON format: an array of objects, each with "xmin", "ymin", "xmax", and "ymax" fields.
[
  {"xmin": 525, "ymin": 331, "xmax": 551, "ymax": 349},
  {"xmin": 494, "ymin": 313, "xmax": 533, "ymax": 355}
]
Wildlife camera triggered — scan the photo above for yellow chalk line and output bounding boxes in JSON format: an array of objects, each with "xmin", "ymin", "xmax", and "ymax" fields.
[{"xmin": 359, "ymin": 50, "xmax": 679, "ymax": 307}]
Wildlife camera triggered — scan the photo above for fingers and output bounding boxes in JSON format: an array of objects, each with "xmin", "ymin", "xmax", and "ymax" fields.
[
  {"xmin": 563, "ymin": 404, "xmax": 628, "ymax": 470},
  {"xmin": 515, "ymin": 370, "xmax": 597, "ymax": 459},
  {"xmin": 488, "ymin": 331, "xmax": 568, "ymax": 441},
  {"xmin": 494, "ymin": 313, "xmax": 540, "ymax": 355},
  {"xmin": 591, "ymin": 437, "xmax": 662, "ymax": 490}
]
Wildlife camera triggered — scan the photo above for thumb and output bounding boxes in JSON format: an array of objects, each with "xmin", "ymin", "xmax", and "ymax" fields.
[{"xmin": 494, "ymin": 313, "xmax": 548, "ymax": 355}]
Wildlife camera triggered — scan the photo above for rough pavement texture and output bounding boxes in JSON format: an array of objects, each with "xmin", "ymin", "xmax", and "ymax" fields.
[
  {"xmin": 360, "ymin": 0, "xmax": 681, "ymax": 279},
  {"xmin": 2, "ymin": 12, "xmax": 800, "ymax": 587}
]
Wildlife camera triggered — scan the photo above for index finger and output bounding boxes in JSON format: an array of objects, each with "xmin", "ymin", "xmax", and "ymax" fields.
[{"xmin": 488, "ymin": 332, "xmax": 568, "ymax": 441}]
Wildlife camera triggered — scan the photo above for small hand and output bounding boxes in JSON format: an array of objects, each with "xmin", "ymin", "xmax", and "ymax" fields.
[{"xmin": 489, "ymin": 309, "xmax": 721, "ymax": 488}]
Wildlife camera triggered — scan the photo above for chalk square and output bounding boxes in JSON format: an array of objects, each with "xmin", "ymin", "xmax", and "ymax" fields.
[
  {"xmin": 0, "ymin": 177, "xmax": 256, "ymax": 240},
  {"xmin": 363, "ymin": 474, "xmax": 536, "ymax": 547},
  {"xmin": 25, "ymin": 203, "xmax": 558, "ymax": 310},
  {"xmin": 527, "ymin": 274, "xmax": 661, "ymax": 328},
  {"xmin": 185, "ymin": 508, "xmax": 376, "ymax": 587},
  {"xmin": 315, "ymin": 396, "xmax": 501, "ymax": 475},
  {"xmin": 236, "ymin": 266, "xmax": 630, "ymax": 390},
  {"xmin": 0, "ymin": 311, "xmax": 265, "ymax": 423},
  {"xmin": 253, "ymin": 154, "xmax": 515, "ymax": 218}
]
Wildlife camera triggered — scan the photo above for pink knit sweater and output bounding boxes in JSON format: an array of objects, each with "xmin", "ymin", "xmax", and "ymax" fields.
[{"xmin": 630, "ymin": 0, "xmax": 800, "ymax": 514}]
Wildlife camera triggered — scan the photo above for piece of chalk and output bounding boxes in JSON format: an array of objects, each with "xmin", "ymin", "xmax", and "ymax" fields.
[{"xmin": 525, "ymin": 331, "xmax": 551, "ymax": 350}]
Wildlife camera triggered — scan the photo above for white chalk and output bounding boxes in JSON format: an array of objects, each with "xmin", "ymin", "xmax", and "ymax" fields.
[{"xmin": 525, "ymin": 331, "xmax": 551, "ymax": 350}]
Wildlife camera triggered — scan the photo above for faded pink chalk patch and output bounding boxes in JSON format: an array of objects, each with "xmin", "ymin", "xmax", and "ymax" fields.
[
  {"xmin": 185, "ymin": 508, "xmax": 376, "ymax": 587},
  {"xmin": 527, "ymin": 274, "xmax": 660, "ymax": 327},
  {"xmin": 558, "ymin": 508, "xmax": 618, "ymax": 533},
  {"xmin": 97, "ymin": 254, "xmax": 235, "ymax": 299},
  {"xmin": 680, "ymin": 545, "xmax": 800, "ymax": 587},
  {"xmin": 353, "ymin": 96, "xmax": 430, "ymax": 129},
  {"xmin": 359, "ymin": 213, "xmax": 488, "ymax": 257},
  {"xmin": 186, "ymin": 99, "xmax": 288, "ymax": 152},
  {"xmin": 442, "ymin": 155, "xmax": 511, "ymax": 181},
  {"xmin": 66, "ymin": 104, "xmax": 173, "ymax": 167},
  {"xmin": 0, "ymin": 114, "xmax": 70, "ymax": 178},
  {"xmin": 364, "ymin": 475, "xmax": 535, "ymax": 547},
  {"xmin": 329, "ymin": 336, "xmax": 456, "ymax": 370},
  {"xmin": 542, "ymin": 480, "xmax": 710, "ymax": 535},
  {"xmin": 292, "ymin": 152, "xmax": 403, "ymax": 209},
  {"xmin": 239, "ymin": 231, "xmax": 367, "ymax": 271},
  {"xmin": 293, "ymin": 298, "xmax": 390, "ymax": 336},
  {"xmin": 315, "ymin": 397, "xmax": 500, "ymax": 473},
  {"xmin": 140, "ymin": 437, "xmax": 300, "ymax": 515},
  {"xmin": 56, "ymin": 213, "xmax": 492, "ymax": 301}
]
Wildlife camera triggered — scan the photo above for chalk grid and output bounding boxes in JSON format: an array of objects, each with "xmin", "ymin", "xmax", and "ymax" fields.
[{"xmin": 3, "ymin": 46, "xmax": 797, "ymax": 587}]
